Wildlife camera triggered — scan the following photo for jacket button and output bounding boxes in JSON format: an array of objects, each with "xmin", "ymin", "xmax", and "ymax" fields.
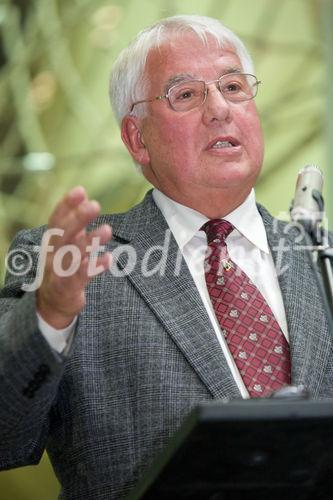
[{"xmin": 22, "ymin": 364, "xmax": 51, "ymax": 398}]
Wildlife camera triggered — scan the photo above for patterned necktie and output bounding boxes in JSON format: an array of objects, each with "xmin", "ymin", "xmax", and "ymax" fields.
[{"xmin": 201, "ymin": 219, "xmax": 291, "ymax": 398}]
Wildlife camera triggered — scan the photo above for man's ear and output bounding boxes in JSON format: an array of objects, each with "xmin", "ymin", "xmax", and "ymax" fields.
[{"xmin": 121, "ymin": 116, "xmax": 150, "ymax": 166}]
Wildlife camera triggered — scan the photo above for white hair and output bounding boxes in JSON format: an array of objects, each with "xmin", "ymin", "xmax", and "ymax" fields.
[{"xmin": 109, "ymin": 14, "xmax": 255, "ymax": 125}]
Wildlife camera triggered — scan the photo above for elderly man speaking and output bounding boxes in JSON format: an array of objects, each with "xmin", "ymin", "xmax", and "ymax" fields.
[{"xmin": 1, "ymin": 14, "xmax": 331, "ymax": 500}]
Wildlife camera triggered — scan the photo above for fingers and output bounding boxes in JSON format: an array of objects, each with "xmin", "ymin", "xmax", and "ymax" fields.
[
  {"xmin": 83, "ymin": 224, "xmax": 113, "ymax": 249},
  {"xmin": 46, "ymin": 187, "xmax": 112, "ymax": 265},
  {"xmin": 49, "ymin": 190, "xmax": 102, "ymax": 247},
  {"xmin": 50, "ymin": 186, "xmax": 87, "ymax": 224},
  {"xmin": 72, "ymin": 225, "xmax": 113, "ymax": 281},
  {"xmin": 36, "ymin": 186, "xmax": 113, "ymax": 329}
]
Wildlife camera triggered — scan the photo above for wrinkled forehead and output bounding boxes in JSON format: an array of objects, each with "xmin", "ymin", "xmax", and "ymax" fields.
[
  {"xmin": 144, "ymin": 33, "xmax": 242, "ymax": 90},
  {"xmin": 146, "ymin": 31, "xmax": 238, "ymax": 67}
]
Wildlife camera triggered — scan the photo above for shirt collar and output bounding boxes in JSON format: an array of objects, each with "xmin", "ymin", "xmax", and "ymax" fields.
[{"xmin": 152, "ymin": 188, "xmax": 269, "ymax": 254}]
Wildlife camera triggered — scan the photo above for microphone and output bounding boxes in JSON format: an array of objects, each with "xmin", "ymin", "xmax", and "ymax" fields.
[{"xmin": 290, "ymin": 164, "xmax": 324, "ymax": 232}]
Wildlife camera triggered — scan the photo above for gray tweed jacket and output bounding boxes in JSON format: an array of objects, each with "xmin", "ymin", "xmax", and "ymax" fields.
[{"xmin": 1, "ymin": 190, "xmax": 333, "ymax": 499}]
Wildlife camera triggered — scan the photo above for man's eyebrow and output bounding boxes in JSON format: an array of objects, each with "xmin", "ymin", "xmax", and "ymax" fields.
[
  {"xmin": 163, "ymin": 74, "xmax": 195, "ymax": 94},
  {"xmin": 221, "ymin": 67, "xmax": 243, "ymax": 75}
]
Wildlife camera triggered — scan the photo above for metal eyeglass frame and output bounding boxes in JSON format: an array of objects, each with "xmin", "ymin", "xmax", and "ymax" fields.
[{"xmin": 129, "ymin": 73, "xmax": 261, "ymax": 113}]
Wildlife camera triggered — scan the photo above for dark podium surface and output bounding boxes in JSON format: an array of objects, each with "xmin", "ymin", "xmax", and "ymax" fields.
[{"xmin": 127, "ymin": 398, "xmax": 333, "ymax": 500}]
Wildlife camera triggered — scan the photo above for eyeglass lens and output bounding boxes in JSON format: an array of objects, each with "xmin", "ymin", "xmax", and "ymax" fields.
[{"xmin": 169, "ymin": 73, "xmax": 258, "ymax": 111}]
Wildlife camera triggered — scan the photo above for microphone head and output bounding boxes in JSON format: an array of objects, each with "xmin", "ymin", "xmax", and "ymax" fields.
[
  {"xmin": 297, "ymin": 164, "xmax": 323, "ymax": 183},
  {"xmin": 290, "ymin": 164, "xmax": 324, "ymax": 230}
]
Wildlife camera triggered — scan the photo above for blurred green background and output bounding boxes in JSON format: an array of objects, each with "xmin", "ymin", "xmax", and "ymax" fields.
[{"xmin": 0, "ymin": 0, "xmax": 332, "ymax": 498}]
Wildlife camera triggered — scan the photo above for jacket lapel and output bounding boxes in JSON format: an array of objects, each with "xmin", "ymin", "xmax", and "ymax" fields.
[
  {"xmin": 259, "ymin": 205, "xmax": 332, "ymax": 396},
  {"xmin": 105, "ymin": 194, "xmax": 331, "ymax": 399},
  {"xmin": 108, "ymin": 191, "xmax": 241, "ymax": 400}
]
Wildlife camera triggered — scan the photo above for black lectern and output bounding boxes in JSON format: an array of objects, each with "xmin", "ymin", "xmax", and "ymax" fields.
[{"xmin": 127, "ymin": 398, "xmax": 333, "ymax": 500}]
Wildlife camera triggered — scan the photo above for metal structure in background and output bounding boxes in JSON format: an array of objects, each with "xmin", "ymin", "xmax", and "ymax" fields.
[{"xmin": 0, "ymin": 0, "xmax": 330, "ymax": 498}]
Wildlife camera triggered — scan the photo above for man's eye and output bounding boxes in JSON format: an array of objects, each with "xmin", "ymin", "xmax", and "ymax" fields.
[
  {"xmin": 224, "ymin": 82, "xmax": 243, "ymax": 93},
  {"xmin": 174, "ymin": 89, "xmax": 195, "ymax": 100}
]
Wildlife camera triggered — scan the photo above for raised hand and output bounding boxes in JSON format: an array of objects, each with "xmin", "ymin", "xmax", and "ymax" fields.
[{"xmin": 36, "ymin": 186, "xmax": 112, "ymax": 329}]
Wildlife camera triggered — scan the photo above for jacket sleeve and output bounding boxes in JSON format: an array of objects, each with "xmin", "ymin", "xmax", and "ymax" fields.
[{"xmin": 0, "ymin": 227, "xmax": 69, "ymax": 470}]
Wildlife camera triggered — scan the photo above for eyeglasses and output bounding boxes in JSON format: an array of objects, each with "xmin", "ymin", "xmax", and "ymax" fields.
[{"xmin": 130, "ymin": 73, "xmax": 261, "ymax": 113}]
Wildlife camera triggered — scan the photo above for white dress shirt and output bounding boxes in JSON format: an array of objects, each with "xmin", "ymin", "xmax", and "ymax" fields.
[
  {"xmin": 37, "ymin": 312, "xmax": 76, "ymax": 353},
  {"xmin": 39, "ymin": 188, "xmax": 288, "ymax": 399},
  {"xmin": 152, "ymin": 188, "xmax": 289, "ymax": 398}
]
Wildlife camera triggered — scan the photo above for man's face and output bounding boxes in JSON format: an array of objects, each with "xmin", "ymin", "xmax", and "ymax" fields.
[{"xmin": 132, "ymin": 33, "xmax": 264, "ymax": 212}]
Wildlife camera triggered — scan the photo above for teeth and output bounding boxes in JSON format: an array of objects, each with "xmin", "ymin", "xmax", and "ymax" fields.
[{"xmin": 212, "ymin": 141, "xmax": 233, "ymax": 148}]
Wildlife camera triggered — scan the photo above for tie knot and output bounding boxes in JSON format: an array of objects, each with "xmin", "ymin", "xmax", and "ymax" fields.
[{"xmin": 200, "ymin": 219, "xmax": 234, "ymax": 244}]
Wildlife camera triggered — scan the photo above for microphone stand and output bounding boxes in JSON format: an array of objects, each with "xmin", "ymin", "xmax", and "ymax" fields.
[{"xmin": 298, "ymin": 189, "xmax": 333, "ymax": 335}]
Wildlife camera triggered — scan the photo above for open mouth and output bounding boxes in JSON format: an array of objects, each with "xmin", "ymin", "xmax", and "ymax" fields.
[
  {"xmin": 212, "ymin": 140, "xmax": 235, "ymax": 149},
  {"xmin": 207, "ymin": 137, "xmax": 240, "ymax": 150}
]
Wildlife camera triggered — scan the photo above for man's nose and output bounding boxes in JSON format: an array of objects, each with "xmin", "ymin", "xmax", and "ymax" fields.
[{"xmin": 202, "ymin": 84, "xmax": 231, "ymax": 124}]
